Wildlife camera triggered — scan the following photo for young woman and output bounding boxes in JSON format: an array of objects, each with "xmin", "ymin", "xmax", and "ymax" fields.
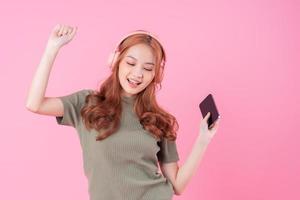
[{"xmin": 26, "ymin": 24, "xmax": 219, "ymax": 200}]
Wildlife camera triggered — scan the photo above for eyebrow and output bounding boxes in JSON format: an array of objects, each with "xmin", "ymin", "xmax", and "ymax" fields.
[{"xmin": 126, "ymin": 55, "xmax": 155, "ymax": 66}]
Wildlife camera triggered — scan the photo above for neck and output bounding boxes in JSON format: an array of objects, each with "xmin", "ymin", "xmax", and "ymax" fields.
[{"xmin": 121, "ymin": 94, "xmax": 136, "ymax": 104}]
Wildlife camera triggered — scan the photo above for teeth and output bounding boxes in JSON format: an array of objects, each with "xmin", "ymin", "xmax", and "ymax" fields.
[
  {"xmin": 130, "ymin": 79, "xmax": 139, "ymax": 83},
  {"xmin": 128, "ymin": 79, "xmax": 140, "ymax": 84}
]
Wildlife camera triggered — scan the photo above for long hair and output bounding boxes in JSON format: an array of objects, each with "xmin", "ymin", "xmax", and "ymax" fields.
[{"xmin": 80, "ymin": 32, "xmax": 179, "ymax": 141}]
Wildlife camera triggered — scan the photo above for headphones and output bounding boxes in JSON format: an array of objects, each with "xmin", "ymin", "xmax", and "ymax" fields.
[{"xmin": 107, "ymin": 30, "xmax": 166, "ymax": 69}]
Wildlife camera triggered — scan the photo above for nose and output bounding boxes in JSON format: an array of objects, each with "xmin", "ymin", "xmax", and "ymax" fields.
[{"xmin": 131, "ymin": 66, "xmax": 143, "ymax": 78}]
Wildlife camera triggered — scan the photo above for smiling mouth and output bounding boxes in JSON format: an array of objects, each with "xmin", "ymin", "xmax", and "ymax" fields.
[{"xmin": 127, "ymin": 78, "xmax": 142, "ymax": 86}]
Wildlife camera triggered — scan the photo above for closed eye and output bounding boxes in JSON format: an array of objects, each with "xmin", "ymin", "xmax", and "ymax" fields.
[
  {"xmin": 127, "ymin": 62, "xmax": 134, "ymax": 66},
  {"xmin": 127, "ymin": 62, "xmax": 153, "ymax": 71}
]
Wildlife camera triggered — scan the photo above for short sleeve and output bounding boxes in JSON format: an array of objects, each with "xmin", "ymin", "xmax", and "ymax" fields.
[
  {"xmin": 157, "ymin": 137, "xmax": 180, "ymax": 163},
  {"xmin": 55, "ymin": 89, "xmax": 93, "ymax": 128}
]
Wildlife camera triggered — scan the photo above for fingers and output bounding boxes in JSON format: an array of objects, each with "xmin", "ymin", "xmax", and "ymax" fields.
[
  {"xmin": 57, "ymin": 24, "xmax": 64, "ymax": 36},
  {"xmin": 50, "ymin": 24, "xmax": 61, "ymax": 36},
  {"xmin": 62, "ymin": 26, "xmax": 68, "ymax": 35},
  {"xmin": 204, "ymin": 112, "xmax": 210, "ymax": 120},
  {"xmin": 58, "ymin": 25, "xmax": 67, "ymax": 36},
  {"xmin": 209, "ymin": 119, "xmax": 220, "ymax": 131},
  {"xmin": 69, "ymin": 26, "xmax": 77, "ymax": 39},
  {"xmin": 55, "ymin": 24, "xmax": 77, "ymax": 37},
  {"xmin": 53, "ymin": 24, "xmax": 61, "ymax": 32}
]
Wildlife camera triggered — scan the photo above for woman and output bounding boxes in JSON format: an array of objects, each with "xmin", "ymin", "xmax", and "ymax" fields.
[{"xmin": 26, "ymin": 24, "xmax": 219, "ymax": 200}]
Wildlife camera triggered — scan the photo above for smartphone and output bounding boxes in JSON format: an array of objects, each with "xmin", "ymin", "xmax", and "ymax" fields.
[{"xmin": 199, "ymin": 94, "xmax": 220, "ymax": 129}]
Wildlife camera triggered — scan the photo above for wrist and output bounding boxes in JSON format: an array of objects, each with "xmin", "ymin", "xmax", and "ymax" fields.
[
  {"xmin": 45, "ymin": 43, "xmax": 60, "ymax": 53},
  {"xmin": 44, "ymin": 45, "xmax": 60, "ymax": 56},
  {"xmin": 196, "ymin": 136, "xmax": 210, "ymax": 147}
]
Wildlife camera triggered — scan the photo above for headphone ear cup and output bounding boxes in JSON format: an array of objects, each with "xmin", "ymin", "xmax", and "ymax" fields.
[
  {"xmin": 107, "ymin": 52, "xmax": 115, "ymax": 68},
  {"xmin": 107, "ymin": 52, "xmax": 120, "ymax": 69}
]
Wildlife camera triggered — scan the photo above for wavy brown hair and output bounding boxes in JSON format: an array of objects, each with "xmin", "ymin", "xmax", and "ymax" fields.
[{"xmin": 80, "ymin": 32, "xmax": 179, "ymax": 141}]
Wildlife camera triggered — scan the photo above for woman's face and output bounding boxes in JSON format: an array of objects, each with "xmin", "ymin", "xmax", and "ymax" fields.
[{"xmin": 118, "ymin": 43, "xmax": 156, "ymax": 97}]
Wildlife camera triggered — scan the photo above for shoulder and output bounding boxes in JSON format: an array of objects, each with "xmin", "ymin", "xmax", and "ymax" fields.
[
  {"xmin": 67, "ymin": 89, "xmax": 95, "ymax": 106},
  {"xmin": 77, "ymin": 89, "xmax": 95, "ymax": 97},
  {"xmin": 82, "ymin": 88, "xmax": 94, "ymax": 94}
]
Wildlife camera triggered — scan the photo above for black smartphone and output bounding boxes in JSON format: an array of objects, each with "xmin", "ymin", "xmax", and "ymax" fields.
[{"xmin": 199, "ymin": 94, "xmax": 221, "ymax": 129}]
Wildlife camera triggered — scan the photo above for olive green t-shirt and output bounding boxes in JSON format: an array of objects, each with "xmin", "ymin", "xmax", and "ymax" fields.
[{"xmin": 55, "ymin": 89, "xmax": 180, "ymax": 200}]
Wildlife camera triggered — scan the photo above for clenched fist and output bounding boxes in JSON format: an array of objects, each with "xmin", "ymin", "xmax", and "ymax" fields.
[{"xmin": 46, "ymin": 24, "xmax": 77, "ymax": 50}]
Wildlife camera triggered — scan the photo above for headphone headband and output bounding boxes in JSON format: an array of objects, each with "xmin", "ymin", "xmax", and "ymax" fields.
[
  {"xmin": 113, "ymin": 30, "xmax": 163, "ymax": 52},
  {"xmin": 108, "ymin": 30, "xmax": 166, "ymax": 68}
]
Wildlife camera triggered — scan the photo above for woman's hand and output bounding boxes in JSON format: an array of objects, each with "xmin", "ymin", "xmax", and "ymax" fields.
[
  {"xmin": 46, "ymin": 24, "xmax": 77, "ymax": 50},
  {"xmin": 198, "ymin": 112, "xmax": 220, "ymax": 145}
]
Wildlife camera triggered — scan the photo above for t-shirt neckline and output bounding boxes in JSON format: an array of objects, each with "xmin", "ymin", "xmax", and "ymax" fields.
[{"xmin": 121, "ymin": 95, "xmax": 136, "ymax": 104}]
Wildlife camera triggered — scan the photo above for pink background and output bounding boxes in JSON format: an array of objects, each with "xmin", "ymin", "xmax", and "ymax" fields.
[{"xmin": 1, "ymin": 0, "xmax": 299, "ymax": 199}]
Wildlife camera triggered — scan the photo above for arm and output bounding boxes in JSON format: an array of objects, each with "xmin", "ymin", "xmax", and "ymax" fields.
[
  {"xmin": 160, "ymin": 112, "xmax": 220, "ymax": 195},
  {"xmin": 159, "ymin": 137, "xmax": 208, "ymax": 195},
  {"xmin": 25, "ymin": 24, "xmax": 77, "ymax": 113},
  {"xmin": 25, "ymin": 45, "xmax": 59, "ymax": 112}
]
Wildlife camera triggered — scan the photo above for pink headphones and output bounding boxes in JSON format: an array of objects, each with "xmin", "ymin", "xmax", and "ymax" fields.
[{"xmin": 107, "ymin": 30, "xmax": 166, "ymax": 68}]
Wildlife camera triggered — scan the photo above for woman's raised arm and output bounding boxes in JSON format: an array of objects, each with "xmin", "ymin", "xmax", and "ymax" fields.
[{"xmin": 25, "ymin": 24, "xmax": 77, "ymax": 115}]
